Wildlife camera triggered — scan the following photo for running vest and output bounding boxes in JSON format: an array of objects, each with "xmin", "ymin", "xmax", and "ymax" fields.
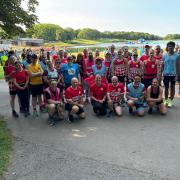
[
  {"xmin": 44, "ymin": 87, "xmax": 61, "ymax": 104},
  {"xmin": 47, "ymin": 68, "xmax": 58, "ymax": 80},
  {"xmin": 129, "ymin": 60, "xmax": 141, "ymax": 79},
  {"xmin": 86, "ymin": 60, "xmax": 94, "ymax": 74},
  {"xmin": 127, "ymin": 83, "xmax": 144, "ymax": 104},
  {"xmin": 113, "ymin": 58, "xmax": 126, "ymax": 76},
  {"xmin": 150, "ymin": 86, "xmax": 160, "ymax": 99}
]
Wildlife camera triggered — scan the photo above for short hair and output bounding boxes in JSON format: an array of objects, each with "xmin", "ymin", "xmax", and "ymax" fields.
[
  {"xmin": 31, "ymin": 54, "xmax": 37, "ymax": 59},
  {"xmin": 134, "ymin": 74, "xmax": 141, "ymax": 78},
  {"xmin": 167, "ymin": 41, "xmax": 175, "ymax": 48},
  {"xmin": 95, "ymin": 58, "xmax": 102, "ymax": 64}
]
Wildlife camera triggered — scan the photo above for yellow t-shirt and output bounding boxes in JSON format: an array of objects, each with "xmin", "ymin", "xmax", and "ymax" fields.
[{"xmin": 28, "ymin": 63, "xmax": 43, "ymax": 85}]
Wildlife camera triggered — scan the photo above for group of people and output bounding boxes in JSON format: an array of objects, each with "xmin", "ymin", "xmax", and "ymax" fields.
[{"xmin": 3, "ymin": 41, "xmax": 180, "ymax": 125}]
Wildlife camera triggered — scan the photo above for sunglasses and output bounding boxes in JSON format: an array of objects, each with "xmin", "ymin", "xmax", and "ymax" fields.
[{"xmin": 56, "ymin": 61, "xmax": 61, "ymax": 64}]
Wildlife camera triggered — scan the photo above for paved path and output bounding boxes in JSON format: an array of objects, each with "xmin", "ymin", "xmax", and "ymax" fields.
[{"xmin": 0, "ymin": 79, "xmax": 180, "ymax": 180}]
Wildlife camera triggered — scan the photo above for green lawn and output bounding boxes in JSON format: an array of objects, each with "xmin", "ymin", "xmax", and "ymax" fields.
[
  {"xmin": 0, "ymin": 66, "xmax": 4, "ymax": 79},
  {"xmin": 44, "ymin": 38, "xmax": 126, "ymax": 47},
  {"xmin": 0, "ymin": 117, "xmax": 12, "ymax": 178}
]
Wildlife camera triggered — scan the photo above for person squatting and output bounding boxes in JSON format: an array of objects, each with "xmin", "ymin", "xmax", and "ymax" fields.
[{"xmin": 3, "ymin": 41, "xmax": 180, "ymax": 126}]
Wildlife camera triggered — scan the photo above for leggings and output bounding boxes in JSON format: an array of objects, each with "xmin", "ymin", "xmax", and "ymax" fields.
[
  {"xmin": 17, "ymin": 88, "xmax": 30, "ymax": 112},
  {"xmin": 91, "ymin": 100, "xmax": 107, "ymax": 115}
]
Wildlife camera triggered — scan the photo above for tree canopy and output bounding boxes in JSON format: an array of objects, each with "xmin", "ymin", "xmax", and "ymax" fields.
[
  {"xmin": 25, "ymin": 24, "xmax": 163, "ymax": 42},
  {"xmin": 0, "ymin": 0, "xmax": 39, "ymax": 37}
]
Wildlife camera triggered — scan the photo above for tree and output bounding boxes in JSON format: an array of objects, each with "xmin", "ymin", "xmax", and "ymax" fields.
[
  {"xmin": 78, "ymin": 28, "xmax": 101, "ymax": 40},
  {"xmin": 0, "ymin": 28, "xmax": 8, "ymax": 39},
  {"xmin": 0, "ymin": 0, "xmax": 39, "ymax": 37},
  {"xmin": 26, "ymin": 24, "xmax": 63, "ymax": 41}
]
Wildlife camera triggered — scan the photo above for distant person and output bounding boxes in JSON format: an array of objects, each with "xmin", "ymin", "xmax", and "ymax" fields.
[
  {"xmin": 110, "ymin": 44, "xmax": 118, "ymax": 61},
  {"xmin": 22, "ymin": 53, "xmax": 32, "ymax": 69},
  {"xmin": 112, "ymin": 48, "xmax": 128, "ymax": 83},
  {"xmin": 177, "ymin": 47, "xmax": 180, "ymax": 96},
  {"xmin": 154, "ymin": 45, "xmax": 163, "ymax": 84},
  {"xmin": 4, "ymin": 56, "xmax": 19, "ymax": 117},
  {"xmin": 146, "ymin": 78, "xmax": 167, "ymax": 115},
  {"xmin": 61, "ymin": 56, "xmax": 81, "ymax": 89},
  {"xmin": 104, "ymin": 51, "xmax": 113, "ymax": 83},
  {"xmin": 127, "ymin": 51, "xmax": 142, "ymax": 83},
  {"xmin": 143, "ymin": 49, "xmax": 158, "ymax": 88},
  {"xmin": 162, "ymin": 41, "xmax": 180, "ymax": 107},
  {"xmin": 139, "ymin": 45, "xmax": 150, "ymax": 62}
]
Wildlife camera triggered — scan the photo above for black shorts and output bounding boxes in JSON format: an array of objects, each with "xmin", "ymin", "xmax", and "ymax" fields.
[
  {"xmin": 117, "ymin": 76, "xmax": 125, "ymax": 83},
  {"xmin": 143, "ymin": 78, "xmax": 153, "ymax": 89},
  {"xmin": 30, "ymin": 84, "xmax": 43, "ymax": 97},
  {"xmin": 65, "ymin": 103, "xmax": 84, "ymax": 115},
  {"xmin": 177, "ymin": 75, "xmax": 180, "ymax": 83},
  {"xmin": 163, "ymin": 76, "xmax": 176, "ymax": 88},
  {"xmin": 9, "ymin": 90, "xmax": 17, "ymax": 96}
]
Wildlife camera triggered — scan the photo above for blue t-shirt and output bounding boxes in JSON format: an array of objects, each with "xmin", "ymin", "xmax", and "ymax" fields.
[
  {"xmin": 22, "ymin": 60, "xmax": 30, "ymax": 69},
  {"xmin": 163, "ymin": 53, "xmax": 179, "ymax": 76},
  {"xmin": 92, "ymin": 64, "xmax": 106, "ymax": 77},
  {"xmin": 127, "ymin": 82, "xmax": 145, "ymax": 104},
  {"xmin": 39, "ymin": 61, "xmax": 47, "ymax": 71},
  {"xmin": 61, "ymin": 63, "xmax": 79, "ymax": 84}
]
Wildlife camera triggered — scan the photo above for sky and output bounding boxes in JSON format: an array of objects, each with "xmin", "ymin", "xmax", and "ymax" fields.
[{"xmin": 34, "ymin": 0, "xmax": 180, "ymax": 37}]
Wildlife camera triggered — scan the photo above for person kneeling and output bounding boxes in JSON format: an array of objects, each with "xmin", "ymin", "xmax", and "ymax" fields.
[
  {"xmin": 107, "ymin": 76, "xmax": 125, "ymax": 117},
  {"xmin": 147, "ymin": 78, "xmax": 167, "ymax": 115},
  {"xmin": 64, "ymin": 78, "xmax": 85, "ymax": 122},
  {"xmin": 44, "ymin": 80, "xmax": 64, "ymax": 126},
  {"xmin": 90, "ymin": 75, "xmax": 107, "ymax": 116},
  {"xmin": 126, "ymin": 74, "xmax": 146, "ymax": 117}
]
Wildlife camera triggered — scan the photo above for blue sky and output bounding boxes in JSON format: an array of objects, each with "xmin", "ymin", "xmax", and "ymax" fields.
[{"xmin": 35, "ymin": 0, "xmax": 180, "ymax": 36}]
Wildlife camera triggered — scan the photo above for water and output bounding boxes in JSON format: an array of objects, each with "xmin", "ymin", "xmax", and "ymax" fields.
[{"xmin": 71, "ymin": 40, "xmax": 180, "ymax": 49}]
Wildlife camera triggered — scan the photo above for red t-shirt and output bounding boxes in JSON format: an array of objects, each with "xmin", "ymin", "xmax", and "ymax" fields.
[
  {"xmin": 12, "ymin": 70, "xmax": 28, "ymax": 84},
  {"xmin": 5, "ymin": 65, "xmax": 16, "ymax": 91},
  {"xmin": 140, "ymin": 54, "xmax": 149, "ymax": 62},
  {"xmin": 144, "ymin": 60, "xmax": 157, "ymax": 79},
  {"xmin": 107, "ymin": 83, "xmax": 124, "ymax": 102},
  {"xmin": 65, "ymin": 86, "xmax": 83, "ymax": 103},
  {"xmin": 90, "ymin": 83, "xmax": 107, "ymax": 100}
]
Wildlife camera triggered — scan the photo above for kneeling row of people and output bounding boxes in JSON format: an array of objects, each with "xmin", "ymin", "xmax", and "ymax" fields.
[{"xmin": 45, "ymin": 74, "xmax": 167, "ymax": 125}]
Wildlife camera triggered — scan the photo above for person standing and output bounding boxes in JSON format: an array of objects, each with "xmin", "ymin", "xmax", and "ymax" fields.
[
  {"xmin": 162, "ymin": 41, "xmax": 180, "ymax": 107},
  {"xmin": 12, "ymin": 61, "xmax": 30, "ymax": 117},
  {"xmin": 27, "ymin": 54, "xmax": 43, "ymax": 117}
]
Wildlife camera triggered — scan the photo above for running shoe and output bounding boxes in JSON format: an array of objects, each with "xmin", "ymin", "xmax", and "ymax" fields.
[
  {"xmin": 48, "ymin": 117, "xmax": 56, "ymax": 126},
  {"xmin": 68, "ymin": 114, "xmax": 74, "ymax": 123},
  {"xmin": 12, "ymin": 110, "xmax": 19, "ymax": 118},
  {"xmin": 167, "ymin": 99, "xmax": 173, "ymax": 108},
  {"xmin": 163, "ymin": 99, "xmax": 168, "ymax": 106},
  {"xmin": 33, "ymin": 110, "xmax": 39, "ymax": 118},
  {"xmin": 148, "ymin": 108, "xmax": 153, "ymax": 114},
  {"xmin": 107, "ymin": 110, "xmax": 113, "ymax": 118}
]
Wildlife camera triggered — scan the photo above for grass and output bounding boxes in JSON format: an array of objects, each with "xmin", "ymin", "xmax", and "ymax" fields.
[
  {"xmin": 0, "ymin": 66, "xmax": 4, "ymax": 79},
  {"xmin": 0, "ymin": 116, "xmax": 12, "ymax": 178},
  {"xmin": 44, "ymin": 38, "xmax": 126, "ymax": 47}
]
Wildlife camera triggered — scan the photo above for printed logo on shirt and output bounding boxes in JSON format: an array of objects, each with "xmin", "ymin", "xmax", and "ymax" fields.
[{"xmin": 68, "ymin": 69, "xmax": 75, "ymax": 75}]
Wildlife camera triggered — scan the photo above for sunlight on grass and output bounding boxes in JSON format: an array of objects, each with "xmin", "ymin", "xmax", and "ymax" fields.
[{"xmin": 0, "ymin": 117, "xmax": 12, "ymax": 178}]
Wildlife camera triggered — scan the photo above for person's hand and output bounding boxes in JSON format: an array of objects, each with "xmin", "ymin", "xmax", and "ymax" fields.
[{"xmin": 78, "ymin": 104, "xmax": 84, "ymax": 108}]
